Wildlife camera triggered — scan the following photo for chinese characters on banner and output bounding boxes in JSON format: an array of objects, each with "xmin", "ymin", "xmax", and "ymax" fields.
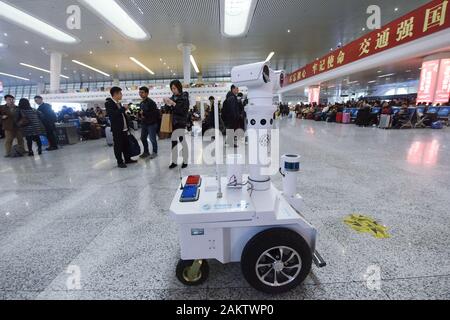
[
  {"xmin": 434, "ymin": 59, "xmax": 450, "ymax": 103},
  {"xmin": 417, "ymin": 60, "xmax": 440, "ymax": 102},
  {"xmin": 287, "ymin": 0, "xmax": 450, "ymax": 85}
]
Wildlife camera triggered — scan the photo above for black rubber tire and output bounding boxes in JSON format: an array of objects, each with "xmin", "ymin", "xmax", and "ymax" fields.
[
  {"xmin": 241, "ymin": 228, "xmax": 312, "ymax": 294},
  {"xmin": 176, "ymin": 259, "xmax": 209, "ymax": 286}
]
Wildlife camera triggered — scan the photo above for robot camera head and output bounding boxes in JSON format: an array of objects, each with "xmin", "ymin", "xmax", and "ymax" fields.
[
  {"xmin": 231, "ymin": 62, "xmax": 285, "ymax": 93},
  {"xmin": 231, "ymin": 62, "xmax": 271, "ymax": 89},
  {"xmin": 272, "ymin": 70, "xmax": 286, "ymax": 91}
]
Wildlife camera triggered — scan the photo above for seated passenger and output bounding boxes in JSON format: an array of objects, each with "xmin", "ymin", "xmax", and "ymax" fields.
[
  {"xmin": 392, "ymin": 104, "xmax": 410, "ymax": 129},
  {"xmin": 355, "ymin": 102, "xmax": 371, "ymax": 126}
]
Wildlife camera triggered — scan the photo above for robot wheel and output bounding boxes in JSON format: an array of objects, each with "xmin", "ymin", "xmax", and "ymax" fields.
[
  {"xmin": 241, "ymin": 228, "xmax": 312, "ymax": 294},
  {"xmin": 176, "ymin": 259, "xmax": 210, "ymax": 286}
]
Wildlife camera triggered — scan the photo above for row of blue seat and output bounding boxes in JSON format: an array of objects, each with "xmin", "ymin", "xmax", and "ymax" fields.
[{"xmin": 342, "ymin": 106, "xmax": 450, "ymax": 119}]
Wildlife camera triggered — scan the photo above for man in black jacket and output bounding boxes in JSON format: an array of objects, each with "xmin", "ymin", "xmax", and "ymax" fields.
[
  {"xmin": 105, "ymin": 87, "xmax": 137, "ymax": 168},
  {"xmin": 34, "ymin": 96, "xmax": 58, "ymax": 151},
  {"xmin": 223, "ymin": 85, "xmax": 240, "ymax": 147},
  {"xmin": 138, "ymin": 86, "xmax": 159, "ymax": 159}
]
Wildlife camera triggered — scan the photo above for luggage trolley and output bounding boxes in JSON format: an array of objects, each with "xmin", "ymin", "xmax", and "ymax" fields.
[{"xmin": 169, "ymin": 62, "xmax": 326, "ymax": 294}]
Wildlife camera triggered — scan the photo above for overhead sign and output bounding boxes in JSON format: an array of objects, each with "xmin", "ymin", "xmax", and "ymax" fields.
[{"xmin": 286, "ymin": 0, "xmax": 450, "ymax": 86}]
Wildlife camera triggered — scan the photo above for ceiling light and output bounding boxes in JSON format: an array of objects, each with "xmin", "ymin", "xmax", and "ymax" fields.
[
  {"xmin": 99, "ymin": 36, "xmax": 103, "ymax": 40},
  {"xmin": 265, "ymin": 51, "xmax": 275, "ymax": 62},
  {"xmin": 79, "ymin": 0, "xmax": 149, "ymax": 40},
  {"xmin": 24, "ymin": 40, "xmax": 29, "ymax": 44},
  {"xmin": 287, "ymin": 29, "xmax": 291, "ymax": 33},
  {"xmin": 19, "ymin": 63, "xmax": 69, "ymax": 79},
  {"xmin": 89, "ymin": 51, "xmax": 93, "ymax": 55},
  {"xmin": 40, "ymin": 76, "xmax": 44, "ymax": 79},
  {"xmin": 190, "ymin": 55, "xmax": 200, "ymax": 74},
  {"xmin": 221, "ymin": 0, "xmax": 257, "ymax": 37},
  {"xmin": 129, "ymin": 57, "xmax": 155, "ymax": 75},
  {"xmin": 41, "ymin": 47, "xmax": 45, "ymax": 50},
  {"xmin": 368, "ymin": 80, "xmax": 377, "ymax": 83},
  {"xmin": 72, "ymin": 60, "xmax": 110, "ymax": 77},
  {"xmin": 0, "ymin": 1, "xmax": 78, "ymax": 43},
  {"xmin": 3, "ymin": 33, "xmax": 7, "ymax": 36},
  {"xmin": 405, "ymin": 70, "xmax": 411, "ymax": 73},
  {"xmin": 378, "ymin": 73, "xmax": 396, "ymax": 78},
  {"xmin": 0, "ymin": 71, "xmax": 29, "ymax": 81},
  {"xmin": 394, "ymin": 8, "xmax": 398, "ymax": 12}
]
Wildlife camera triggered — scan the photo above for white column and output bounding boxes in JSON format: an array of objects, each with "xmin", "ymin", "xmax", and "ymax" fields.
[
  {"xmin": 50, "ymin": 52, "xmax": 62, "ymax": 93},
  {"xmin": 37, "ymin": 82, "xmax": 45, "ymax": 95},
  {"xmin": 278, "ymin": 93, "xmax": 283, "ymax": 103},
  {"xmin": 178, "ymin": 43, "xmax": 196, "ymax": 86},
  {"xmin": 183, "ymin": 45, "xmax": 192, "ymax": 86}
]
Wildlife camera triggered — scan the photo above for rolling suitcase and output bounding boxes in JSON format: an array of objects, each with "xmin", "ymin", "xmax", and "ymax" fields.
[
  {"xmin": 336, "ymin": 112, "xmax": 343, "ymax": 123},
  {"xmin": 342, "ymin": 113, "xmax": 351, "ymax": 124},
  {"xmin": 379, "ymin": 114, "xmax": 391, "ymax": 129},
  {"xmin": 105, "ymin": 127, "xmax": 114, "ymax": 146}
]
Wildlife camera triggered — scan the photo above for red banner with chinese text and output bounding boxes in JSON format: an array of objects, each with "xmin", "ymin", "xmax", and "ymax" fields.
[{"xmin": 286, "ymin": 0, "xmax": 450, "ymax": 86}]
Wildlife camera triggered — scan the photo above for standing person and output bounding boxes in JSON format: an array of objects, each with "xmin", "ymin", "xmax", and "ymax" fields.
[
  {"xmin": 164, "ymin": 80, "xmax": 189, "ymax": 169},
  {"xmin": 138, "ymin": 86, "xmax": 159, "ymax": 159},
  {"xmin": 17, "ymin": 98, "xmax": 44, "ymax": 156},
  {"xmin": 105, "ymin": 87, "xmax": 137, "ymax": 169},
  {"xmin": 34, "ymin": 96, "xmax": 58, "ymax": 151},
  {"xmin": 222, "ymin": 85, "xmax": 240, "ymax": 147},
  {"xmin": 0, "ymin": 95, "xmax": 25, "ymax": 157}
]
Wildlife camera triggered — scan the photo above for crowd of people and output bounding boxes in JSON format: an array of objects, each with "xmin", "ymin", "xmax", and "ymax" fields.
[
  {"xmin": 0, "ymin": 95, "xmax": 59, "ymax": 157},
  {"xmin": 104, "ymin": 80, "xmax": 191, "ymax": 169},
  {"xmin": 4, "ymin": 87, "xmax": 446, "ymax": 167},
  {"xmin": 290, "ymin": 98, "xmax": 449, "ymax": 129},
  {"xmin": 0, "ymin": 81, "xmax": 249, "ymax": 169}
]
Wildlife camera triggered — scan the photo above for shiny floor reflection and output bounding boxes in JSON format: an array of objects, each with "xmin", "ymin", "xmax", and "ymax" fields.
[{"xmin": 0, "ymin": 120, "xmax": 449, "ymax": 300}]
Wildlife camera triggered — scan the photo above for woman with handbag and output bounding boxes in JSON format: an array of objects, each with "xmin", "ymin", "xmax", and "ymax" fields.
[
  {"xmin": 164, "ymin": 80, "xmax": 190, "ymax": 169},
  {"xmin": 17, "ymin": 98, "xmax": 44, "ymax": 156}
]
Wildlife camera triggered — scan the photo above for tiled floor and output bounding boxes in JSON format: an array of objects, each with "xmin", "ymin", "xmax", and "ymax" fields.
[{"xmin": 0, "ymin": 119, "xmax": 449, "ymax": 300}]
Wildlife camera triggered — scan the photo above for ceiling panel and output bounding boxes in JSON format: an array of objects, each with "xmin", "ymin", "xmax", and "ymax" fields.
[{"xmin": 0, "ymin": 0, "xmax": 431, "ymax": 86}]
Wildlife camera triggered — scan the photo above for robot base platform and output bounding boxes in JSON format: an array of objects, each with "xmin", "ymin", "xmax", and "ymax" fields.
[{"xmin": 170, "ymin": 176, "xmax": 326, "ymax": 294}]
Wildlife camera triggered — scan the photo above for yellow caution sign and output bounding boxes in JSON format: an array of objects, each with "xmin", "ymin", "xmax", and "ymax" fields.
[{"xmin": 344, "ymin": 214, "xmax": 390, "ymax": 239}]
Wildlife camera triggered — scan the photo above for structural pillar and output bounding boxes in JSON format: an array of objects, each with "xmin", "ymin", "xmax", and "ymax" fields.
[
  {"xmin": 50, "ymin": 52, "xmax": 62, "ymax": 93},
  {"xmin": 37, "ymin": 82, "xmax": 45, "ymax": 95},
  {"xmin": 178, "ymin": 44, "xmax": 196, "ymax": 86}
]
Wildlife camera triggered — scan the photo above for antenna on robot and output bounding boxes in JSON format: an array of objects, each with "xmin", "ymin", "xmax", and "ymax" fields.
[{"xmin": 179, "ymin": 166, "xmax": 184, "ymax": 190}]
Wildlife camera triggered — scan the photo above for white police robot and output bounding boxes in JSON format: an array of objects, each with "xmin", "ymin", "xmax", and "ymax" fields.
[{"xmin": 169, "ymin": 61, "xmax": 326, "ymax": 294}]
